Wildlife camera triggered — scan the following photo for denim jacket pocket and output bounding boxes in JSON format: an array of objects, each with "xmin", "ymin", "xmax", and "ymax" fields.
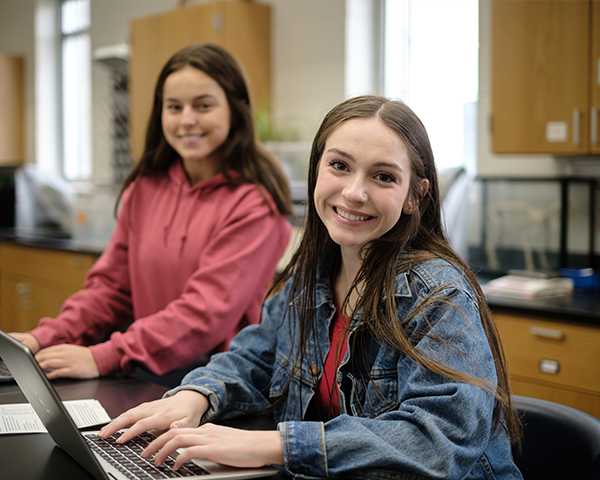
[
  {"xmin": 347, "ymin": 366, "xmax": 399, "ymax": 417},
  {"xmin": 269, "ymin": 350, "xmax": 317, "ymax": 420}
]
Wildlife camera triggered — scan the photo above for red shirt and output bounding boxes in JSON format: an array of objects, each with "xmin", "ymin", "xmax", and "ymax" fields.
[{"xmin": 316, "ymin": 302, "xmax": 350, "ymax": 418}]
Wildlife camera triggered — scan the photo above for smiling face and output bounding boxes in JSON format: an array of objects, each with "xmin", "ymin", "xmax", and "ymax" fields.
[
  {"xmin": 314, "ymin": 117, "xmax": 415, "ymax": 257},
  {"xmin": 161, "ymin": 65, "xmax": 231, "ymax": 185}
]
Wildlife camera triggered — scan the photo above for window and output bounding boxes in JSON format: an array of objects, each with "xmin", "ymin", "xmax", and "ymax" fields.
[
  {"xmin": 61, "ymin": 0, "xmax": 91, "ymax": 180},
  {"xmin": 383, "ymin": 0, "xmax": 479, "ymax": 173}
]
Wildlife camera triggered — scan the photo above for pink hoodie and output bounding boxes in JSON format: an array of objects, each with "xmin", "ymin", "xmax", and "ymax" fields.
[{"xmin": 31, "ymin": 161, "xmax": 292, "ymax": 376}]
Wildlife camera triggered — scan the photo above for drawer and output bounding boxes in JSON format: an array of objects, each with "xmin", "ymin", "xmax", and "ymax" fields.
[
  {"xmin": 494, "ymin": 312, "xmax": 600, "ymax": 394},
  {"xmin": 0, "ymin": 243, "xmax": 97, "ymax": 286},
  {"xmin": 510, "ymin": 376, "xmax": 600, "ymax": 419}
]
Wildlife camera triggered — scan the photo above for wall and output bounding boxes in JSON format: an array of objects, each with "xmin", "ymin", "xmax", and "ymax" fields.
[
  {"xmin": 0, "ymin": 0, "xmax": 345, "ymax": 185},
  {"xmin": 89, "ymin": 0, "xmax": 179, "ymax": 185},
  {"xmin": 270, "ymin": 0, "xmax": 345, "ymax": 142}
]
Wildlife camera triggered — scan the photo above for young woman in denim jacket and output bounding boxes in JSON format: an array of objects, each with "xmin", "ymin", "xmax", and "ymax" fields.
[{"xmin": 101, "ymin": 95, "xmax": 523, "ymax": 479}]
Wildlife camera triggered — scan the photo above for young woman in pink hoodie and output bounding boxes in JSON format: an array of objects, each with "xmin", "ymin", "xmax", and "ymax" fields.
[{"xmin": 10, "ymin": 44, "xmax": 292, "ymax": 385}]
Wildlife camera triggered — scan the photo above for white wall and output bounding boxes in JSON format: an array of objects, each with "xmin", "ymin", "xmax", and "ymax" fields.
[
  {"xmin": 270, "ymin": 0, "xmax": 345, "ymax": 142},
  {"xmin": 0, "ymin": 0, "xmax": 345, "ymax": 183},
  {"xmin": 89, "ymin": 0, "xmax": 179, "ymax": 185}
]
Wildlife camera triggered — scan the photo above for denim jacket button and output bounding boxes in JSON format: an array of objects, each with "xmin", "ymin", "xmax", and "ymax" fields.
[{"xmin": 309, "ymin": 364, "xmax": 321, "ymax": 376}]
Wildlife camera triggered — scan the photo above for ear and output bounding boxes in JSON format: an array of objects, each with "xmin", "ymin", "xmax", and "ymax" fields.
[{"xmin": 402, "ymin": 179, "xmax": 429, "ymax": 216}]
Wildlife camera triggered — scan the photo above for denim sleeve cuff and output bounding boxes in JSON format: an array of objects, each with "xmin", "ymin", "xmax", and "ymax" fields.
[
  {"xmin": 164, "ymin": 383, "xmax": 223, "ymax": 424},
  {"xmin": 278, "ymin": 421, "xmax": 328, "ymax": 479}
]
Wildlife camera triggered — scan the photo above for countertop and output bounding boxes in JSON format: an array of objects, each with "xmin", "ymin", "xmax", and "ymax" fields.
[
  {"xmin": 1, "ymin": 229, "xmax": 599, "ymax": 325},
  {"xmin": 0, "ymin": 227, "xmax": 104, "ymax": 256},
  {"xmin": 485, "ymin": 290, "xmax": 600, "ymax": 324}
]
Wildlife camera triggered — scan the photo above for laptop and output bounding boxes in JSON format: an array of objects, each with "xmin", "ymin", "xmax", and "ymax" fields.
[
  {"xmin": 0, "ymin": 356, "xmax": 14, "ymax": 381},
  {"xmin": 0, "ymin": 330, "xmax": 279, "ymax": 480}
]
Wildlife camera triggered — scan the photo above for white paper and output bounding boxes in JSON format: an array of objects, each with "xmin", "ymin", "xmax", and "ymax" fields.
[{"xmin": 0, "ymin": 399, "xmax": 111, "ymax": 434}]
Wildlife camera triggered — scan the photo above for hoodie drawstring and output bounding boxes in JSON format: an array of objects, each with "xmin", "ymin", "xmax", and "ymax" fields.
[{"xmin": 164, "ymin": 179, "xmax": 184, "ymax": 246}]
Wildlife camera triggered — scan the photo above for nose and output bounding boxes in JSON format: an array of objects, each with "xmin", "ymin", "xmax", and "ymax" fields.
[
  {"xmin": 181, "ymin": 105, "xmax": 197, "ymax": 127},
  {"xmin": 343, "ymin": 176, "xmax": 367, "ymax": 204}
]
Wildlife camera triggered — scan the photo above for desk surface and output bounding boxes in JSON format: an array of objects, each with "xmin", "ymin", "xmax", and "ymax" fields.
[
  {"xmin": 0, "ymin": 375, "xmax": 282, "ymax": 480},
  {"xmin": 0, "ymin": 375, "xmax": 169, "ymax": 479}
]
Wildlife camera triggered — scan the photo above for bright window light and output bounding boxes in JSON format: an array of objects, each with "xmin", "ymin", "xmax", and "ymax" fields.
[
  {"xmin": 384, "ymin": 0, "xmax": 479, "ymax": 172},
  {"xmin": 61, "ymin": 0, "xmax": 91, "ymax": 180}
]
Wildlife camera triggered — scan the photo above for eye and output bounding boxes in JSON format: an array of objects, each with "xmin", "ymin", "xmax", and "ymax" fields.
[
  {"xmin": 195, "ymin": 102, "xmax": 215, "ymax": 111},
  {"xmin": 165, "ymin": 104, "xmax": 181, "ymax": 112},
  {"xmin": 375, "ymin": 172, "xmax": 396, "ymax": 183},
  {"xmin": 329, "ymin": 160, "xmax": 348, "ymax": 172}
]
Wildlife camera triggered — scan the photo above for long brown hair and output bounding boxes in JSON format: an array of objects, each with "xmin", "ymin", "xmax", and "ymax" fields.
[
  {"xmin": 274, "ymin": 95, "xmax": 521, "ymax": 444},
  {"xmin": 118, "ymin": 43, "xmax": 292, "ymax": 216}
]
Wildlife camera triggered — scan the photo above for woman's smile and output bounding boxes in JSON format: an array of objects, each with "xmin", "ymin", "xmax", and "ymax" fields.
[
  {"xmin": 314, "ymin": 117, "xmax": 413, "ymax": 256},
  {"xmin": 333, "ymin": 205, "xmax": 374, "ymax": 223}
]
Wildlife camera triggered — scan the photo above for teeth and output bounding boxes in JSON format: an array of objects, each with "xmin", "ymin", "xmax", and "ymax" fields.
[
  {"xmin": 180, "ymin": 134, "xmax": 203, "ymax": 139},
  {"xmin": 336, "ymin": 207, "xmax": 370, "ymax": 221}
]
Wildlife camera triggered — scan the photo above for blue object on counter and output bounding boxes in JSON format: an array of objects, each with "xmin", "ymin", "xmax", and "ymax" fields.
[{"xmin": 559, "ymin": 268, "xmax": 600, "ymax": 291}]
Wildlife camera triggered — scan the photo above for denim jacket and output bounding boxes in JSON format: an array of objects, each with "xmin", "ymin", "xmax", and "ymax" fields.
[{"xmin": 167, "ymin": 256, "xmax": 523, "ymax": 480}]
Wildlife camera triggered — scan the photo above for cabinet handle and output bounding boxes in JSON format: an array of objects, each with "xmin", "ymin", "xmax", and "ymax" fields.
[
  {"xmin": 592, "ymin": 107, "xmax": 598, "ymax": 146},
  {"xmin": 529, "ymin": 325, "xmax": 564, "ymax": 340},
  {"xmin": 212, "ymin": 13, "xmax": 223, "ymax": 32},
  {"xmin": 15, "ymin": 282, "xmax": 33, "ymax": 310},
  {"xmin": 539, "ymin": 359, "xmax": 560, "ymax": 375},
  {"xmin": 573, "ymin": 108, "xmax": 582, "ymax": 147}
]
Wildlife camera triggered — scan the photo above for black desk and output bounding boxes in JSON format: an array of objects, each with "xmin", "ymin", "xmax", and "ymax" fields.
[
  {"xmin": 0, "ymin": 375, "xmax": 169, "ymax": 479},
  {"xmin": 0, "ymin": 375, "xmax": 283, "ymax": 480}
]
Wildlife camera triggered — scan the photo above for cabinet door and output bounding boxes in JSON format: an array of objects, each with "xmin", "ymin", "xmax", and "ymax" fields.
[
  {"xmin": 491, "ymin": 0, "xmax": 591, "ymax": 154},
  {"xmin": 0, "ymin": 54, "xmax": 24, "ymax": 165},
  {"xmin": 0, "ymin": 274, "xmax": 80, "ymax": 332},
  {"xmin": 494, "ymin": 312, "xmax": 600, "ymax": 394},
  {"xmin": 0, "ymin": 243, "xmax": 97, "ymax": 332},
  {"xmin": 221, "ymin": 1, "xmax": 271, "ymax": 112},
  {"xmin": 591, "ymin": 0, "xmax": 600, "ymax": 154}
]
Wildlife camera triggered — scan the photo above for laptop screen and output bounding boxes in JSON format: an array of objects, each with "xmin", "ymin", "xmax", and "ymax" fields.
[{"xmin": 0, "ymin": 330, "xmax": 108, "ymax": 480}]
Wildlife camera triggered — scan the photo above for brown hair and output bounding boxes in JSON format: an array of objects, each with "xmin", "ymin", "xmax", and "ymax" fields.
[
  {"xmin": 274, "ymin": 95, "xmax": 521, "ymax": 445},
  {"xmin": 118, "ymin": 43, "xmax": 292, "ymax": 216}
]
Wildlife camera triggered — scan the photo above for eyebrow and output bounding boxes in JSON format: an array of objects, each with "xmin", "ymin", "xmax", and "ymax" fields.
[
  {"xmin": 326, "ymin": 147, "xmax": 404, "ymax": 172},
  {"xmin": 164, "ymin": 94, "xmax": 217, "ymax": 103}
]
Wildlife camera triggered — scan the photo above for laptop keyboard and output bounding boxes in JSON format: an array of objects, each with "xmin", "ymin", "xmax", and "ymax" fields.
[
  {"xmin": 84, "ymin": 431, "xmax": 210, "ymax": 479},
  {"xmin": 0, "ymin": 357, "xmax": 13, "ymax": 381}
]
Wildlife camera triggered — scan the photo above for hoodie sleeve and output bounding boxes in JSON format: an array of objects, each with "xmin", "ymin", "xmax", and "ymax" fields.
[
  {"xmin": 89, "ymin": 185, "xmax": 291, "ymax": 376},
  {"xmin": 29, "ymin": 188, "xmax": 135, "ymax": 350}
]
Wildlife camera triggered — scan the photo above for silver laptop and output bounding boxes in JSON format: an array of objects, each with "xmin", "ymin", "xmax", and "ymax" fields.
[
  {"xmin": 0, "ymin": 356, "xmax": 14, "ymax": 381},
  {"xmin": 0, "ymin": 330, "xmax": 279, "ymax": 480}
]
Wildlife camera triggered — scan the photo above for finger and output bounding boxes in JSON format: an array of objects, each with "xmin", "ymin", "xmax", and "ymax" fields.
[
  {"xmin": 99, "ymin": 408, "xmax": 146, "ymax": 439},
  {"xmin": 99, "ymin": 417, "xmax": 132, "ymax": 439},
  {"xmin": 154, "ymin": 433, "xmax": 207, "ymax": 468},
  {"xmin": 142, "ymin": 429, "xmax": 178, "ymax": 460},
  {"xmin": 115, "ymin": 417, "xmax": 163, "ymax": 444},
  {"xmin": 45, "ymin": 368, "xmax": 69, "ymax": 380},
  {"xmin": 172, "ymin": 445, "xmax": 210, "ymax": 471}
]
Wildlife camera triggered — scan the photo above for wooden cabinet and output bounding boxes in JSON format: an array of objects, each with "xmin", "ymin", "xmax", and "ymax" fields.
[
  {"xmin": 129, "ymin": 0, "xmax": 271, "ymax": 161},
  {"xmin": 491, "ymin": 0, "xmax": 600, "ymax": 155},
  {"xmin": 0, "ymin": 243, "xmax": 98, "ymax": 332},
  {"xmin": 0, "ymin": 54, "xmax": 24, "ymax": 165},
  {"xmin": 494, "ymin": 311, "xmax": 600, "ymax": 418}
]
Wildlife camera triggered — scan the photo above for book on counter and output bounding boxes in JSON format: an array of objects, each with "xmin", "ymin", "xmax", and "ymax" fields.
[{"xmin": 483, "ymin": 274, "xmax": 574, "ymax": 299}]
